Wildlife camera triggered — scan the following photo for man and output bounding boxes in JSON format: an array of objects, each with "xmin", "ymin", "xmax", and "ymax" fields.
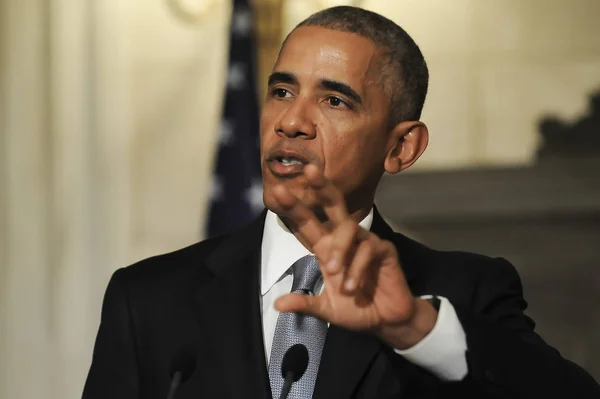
[{"xmin": 83, "ymin": 6, "xmax": 600, "ymax": 399}]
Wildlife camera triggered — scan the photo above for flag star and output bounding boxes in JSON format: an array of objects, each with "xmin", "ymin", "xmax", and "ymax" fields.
[
  {"xmin": 227, "ymin": 63, "xmax": 246, "ymax": 90},
  {"xmin": 209, "ymin": 175, "xmax": 223, "ymax": 202},
  {"xmin": 219, "ymin": 119, "xmax": 235, "ymax": 146},
  {"xmin": 245, "ymin": 179, "xmax": 264, "ymax": 214},
  {"xmin": 232, "ymin": 9, "xmax": 251, "ymax": 36}
]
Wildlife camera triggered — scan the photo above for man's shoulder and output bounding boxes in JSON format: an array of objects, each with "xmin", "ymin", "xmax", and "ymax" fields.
[
  {"xmin": 389, "ymin": 230, "xmax": 517, "ymax": 282},
  {"xmin": 114, "ymin": 233, "xmax": 230, "ymax": 288}
]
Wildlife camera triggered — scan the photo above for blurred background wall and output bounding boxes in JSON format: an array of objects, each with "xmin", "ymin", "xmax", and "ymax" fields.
[{"xmin": 1, "ymin": 0, "xmax": 599, "ymax": 398}]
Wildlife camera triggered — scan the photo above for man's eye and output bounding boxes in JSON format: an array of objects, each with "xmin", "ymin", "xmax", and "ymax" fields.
[
  {"xmin": 272, "ymin": 88, "xmax": 289, "ymax": 98},
  {"xmin": 327, "ymin": 97, "xmax": 348, "ymax": 108}
]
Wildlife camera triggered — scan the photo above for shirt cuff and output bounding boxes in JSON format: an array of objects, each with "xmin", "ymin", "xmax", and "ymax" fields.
[{"xmin": 393, "ymin": 296, "xmax": 468, "ymax": 381}]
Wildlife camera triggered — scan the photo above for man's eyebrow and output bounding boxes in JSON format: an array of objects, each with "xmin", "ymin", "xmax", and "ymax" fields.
[
  {"xmin": 267, "ymin": 72, "xmax": 297, "ymax": 86},
  {"xmin": 320, "ymin": 79, "xmax": 363, "ymax": 105},
  {"xmin": 267, "ymin": 73, "xmax": 363, "ymax": 105}
]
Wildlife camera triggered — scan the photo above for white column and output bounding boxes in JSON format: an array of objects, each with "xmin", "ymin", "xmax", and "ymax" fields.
[
  {"xmin": 48, "ymin": 0, "xmax": 133, "ymax": 397},
  {"xmin": 0, "ymin": 0, "xmax": 134, "ymax": 397},
  {"xmin": 0, "ymin": 0, "xmax": 54, "ymax": 397}
]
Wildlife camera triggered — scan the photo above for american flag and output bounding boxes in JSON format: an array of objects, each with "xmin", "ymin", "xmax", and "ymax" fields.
[{"xmin": 206, "ymin": 0, "xmax": 264, "ymax": 238}]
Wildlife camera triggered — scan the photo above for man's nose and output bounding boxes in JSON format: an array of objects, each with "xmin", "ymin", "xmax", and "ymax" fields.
[{"xmin": 273, "ymin": 99, "xmax": 316, "ymax": 139}]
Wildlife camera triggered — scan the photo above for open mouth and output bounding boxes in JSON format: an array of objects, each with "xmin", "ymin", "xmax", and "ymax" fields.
[
  {"xmin": 275, "ymin": 156, "xmax": 304, "ymax": 166},
  {"xmin": 267, "ymin": 152, "xmax": 309, "ymax": 177}
]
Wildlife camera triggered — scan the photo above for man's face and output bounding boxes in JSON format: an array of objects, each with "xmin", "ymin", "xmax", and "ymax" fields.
[{"xmin": 260, "ymin": 26, "xmax": 392, "ymax": 215}]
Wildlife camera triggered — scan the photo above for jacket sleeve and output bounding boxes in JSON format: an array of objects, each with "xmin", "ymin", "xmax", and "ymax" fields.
[
  {"xmin": 448, "ymin": 257, "xmax": 600, "ymax": 398},
  {"xmin": 82, "ymin": 268, "xmax": 140, "ymax": 399}
]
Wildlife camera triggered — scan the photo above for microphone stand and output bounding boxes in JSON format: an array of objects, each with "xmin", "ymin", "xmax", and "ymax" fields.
[
  {"xmin": 279, "ymin": 371, "xmax": 295, "ymax": 399},
  {"xmin": 166, "ymin": 371, "xmax": 183, "ymax": 399}
]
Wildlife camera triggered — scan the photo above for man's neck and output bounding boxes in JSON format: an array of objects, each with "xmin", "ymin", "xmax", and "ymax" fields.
[
  {"xmin": 279, "ymin": 204, "xmax": 373, "ymax": 230},
  {"xmin": 275, "ymin": 205, "xmax": 374, "ymax": 254}
]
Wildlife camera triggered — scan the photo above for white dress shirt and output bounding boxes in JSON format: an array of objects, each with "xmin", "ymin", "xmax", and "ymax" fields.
[{"xmin": 259, "ymin": 209, "xmax": 468, "ymax": 381}]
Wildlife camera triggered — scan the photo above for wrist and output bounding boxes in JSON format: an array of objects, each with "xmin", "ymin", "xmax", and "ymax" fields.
[{"xmin": 377, "ymin": 297, "xmax": 439, "ymax": 350}]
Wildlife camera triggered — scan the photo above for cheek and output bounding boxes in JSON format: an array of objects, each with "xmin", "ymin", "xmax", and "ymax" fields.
[
  {"xmin": 259, "ymin": 105, "xmax": 279, "ymax": 145},
  {"xmin": 323, "ymin": 135, "xmax": 369, "ymax": 177},
  {"xmin": 259, "ymin": 106, "xmax": 274, "ymax": 134},
  {"xmin": 321, "ymin": 130, "xmax": 386, "ymax": 186}
]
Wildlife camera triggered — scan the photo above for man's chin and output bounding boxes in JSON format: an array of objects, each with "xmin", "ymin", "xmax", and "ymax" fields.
[{"xmin": 263, "ymin": 185, "xmax": 318, "ymax": 216}]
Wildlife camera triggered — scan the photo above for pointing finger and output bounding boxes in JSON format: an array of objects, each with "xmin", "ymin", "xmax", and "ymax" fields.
[
  {"xmin": 343, "ymin": 238, "xmax": 377, "ymax": 294},
  {"xmin": 271, "ymin": 184, "xmax": 326, "ymax": 248},
  {"xmin": 325, "ymin": 219, "xmax": 360, "ymax": 275},
  {"xmin": 304, "ymin": 164, "xmax": 348, "ymax": 226}
]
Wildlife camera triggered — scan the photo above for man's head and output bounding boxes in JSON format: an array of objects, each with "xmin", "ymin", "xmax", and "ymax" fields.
[{"xmin": 260, "ymin": 6, "xmax": 430, "ymax": 219}]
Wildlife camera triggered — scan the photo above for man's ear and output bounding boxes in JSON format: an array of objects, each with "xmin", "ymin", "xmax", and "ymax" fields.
[{"xmin": 384, "ymin": 121, "xmax": 429, "ymax": 174}]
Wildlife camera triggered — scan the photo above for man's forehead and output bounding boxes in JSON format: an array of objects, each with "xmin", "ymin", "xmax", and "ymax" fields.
[{"xmin": 275, "ymin": 26, "xmax": 381, "ymax": 84}]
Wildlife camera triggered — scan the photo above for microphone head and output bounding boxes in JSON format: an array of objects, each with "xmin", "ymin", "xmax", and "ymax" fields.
[
  {"xmin": 170, "ymin": 347, "xmax": 197, "ymax": 383},
  {"xmin": 281, "ymin": 344, "xmax": 309, "ymax": 382}
]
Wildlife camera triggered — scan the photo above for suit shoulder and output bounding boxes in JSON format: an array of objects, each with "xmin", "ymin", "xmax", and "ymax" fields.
[
  {"xmin": 114, "ymin": 234, "xmax": 228, "ymax": 285},
  {"xmin": 390, "ymin": 231, "xmax": 516, "ymax": 276},
  {"xmin": 389, "ymin": 232, "xmax": 522, "ymax": 305}
]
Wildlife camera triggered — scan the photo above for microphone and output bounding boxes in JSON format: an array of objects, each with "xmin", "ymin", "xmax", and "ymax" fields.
[
  {"xmin": 279, "ymin": 344, "xmax": 309, "ymax": 399},
  {"xmin": 166, "ymin": 348, "xmax": 197, "ymax": 399}
]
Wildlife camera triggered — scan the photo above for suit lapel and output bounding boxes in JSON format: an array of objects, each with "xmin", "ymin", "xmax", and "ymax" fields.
[
  {"xmin": 370, "ymin": 206, "xmax": 418, "ymax": 284},
  {"xmin": 192, "ymin": 212, "xmax": 271, "ymax": 399},
  {"xmin": 312, "ymin": 326, "xmax": 382, "ymax": 398}
]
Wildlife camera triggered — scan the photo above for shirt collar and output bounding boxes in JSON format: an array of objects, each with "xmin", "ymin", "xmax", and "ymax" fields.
[{"xmin": 260, "ymin": 208, "xmax": 374, "ymax": 296}]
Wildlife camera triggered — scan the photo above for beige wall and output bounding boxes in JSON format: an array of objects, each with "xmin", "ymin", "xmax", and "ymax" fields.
[
  {"xmin": 1, "ymin": 1, "xmax": 599, "ymax": 398},
  {"xmin": 126, "ymin": 0, "xmax": 231, "ymax": 259}
]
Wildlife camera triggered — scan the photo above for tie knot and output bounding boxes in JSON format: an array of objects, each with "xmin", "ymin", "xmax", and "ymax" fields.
[{"xmin": 291, "ymin": 255, "xmax": 321, "ymax": 294}]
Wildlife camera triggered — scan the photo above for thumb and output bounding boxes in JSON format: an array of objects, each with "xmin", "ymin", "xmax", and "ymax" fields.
[{"xmin": 274, "ymin": 293, "xmax": 324, "ymax": 319}]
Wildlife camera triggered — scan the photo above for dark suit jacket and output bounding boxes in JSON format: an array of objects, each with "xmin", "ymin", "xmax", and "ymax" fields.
[{"xmin": 83, "ymin": 208, "xmax": 600, "ymax": 398}]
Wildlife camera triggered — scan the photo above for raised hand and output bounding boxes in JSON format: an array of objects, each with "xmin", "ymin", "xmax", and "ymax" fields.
[{"xmin": 271, "ymin": 164, "xmax": 438, "ymax": 350}]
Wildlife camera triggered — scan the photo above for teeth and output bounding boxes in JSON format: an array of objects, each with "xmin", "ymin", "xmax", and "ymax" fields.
[{"xmin": 280, "ymin": 158, "xmax": 303, "ymax": 166}]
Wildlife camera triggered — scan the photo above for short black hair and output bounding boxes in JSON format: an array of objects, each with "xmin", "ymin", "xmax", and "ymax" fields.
[{"xmin": 293, "ymin": 6, "xmax": 429, "ymax": 125}]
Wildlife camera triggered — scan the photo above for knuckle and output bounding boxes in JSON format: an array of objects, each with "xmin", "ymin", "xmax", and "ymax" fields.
[
  {"xmin": 380, "ymin": 238, "xmax": 394, "ymax": 251},
  {"xmin": 360, "ymin": 240, "xmax": 374, "ymax": 257},
  {"xmin": 345, "ymin": 219, "xmax": 359, "ymax": 233},
  {"xmin": 387, "ymin": 241, "xmax": 399, "ymax": 257},
  {"xmin": 336, "ymin": 220, "xmax": 358, "ymax": 239}
]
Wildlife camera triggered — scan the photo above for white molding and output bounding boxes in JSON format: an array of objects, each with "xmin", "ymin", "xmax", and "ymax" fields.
[
  {"xmin": 0, "ymin": 1, "xmax": 134, "ymax": 397},
  {"xmin": 0, "ymin": 0, "xmax": 53, "ymax": 397}
]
